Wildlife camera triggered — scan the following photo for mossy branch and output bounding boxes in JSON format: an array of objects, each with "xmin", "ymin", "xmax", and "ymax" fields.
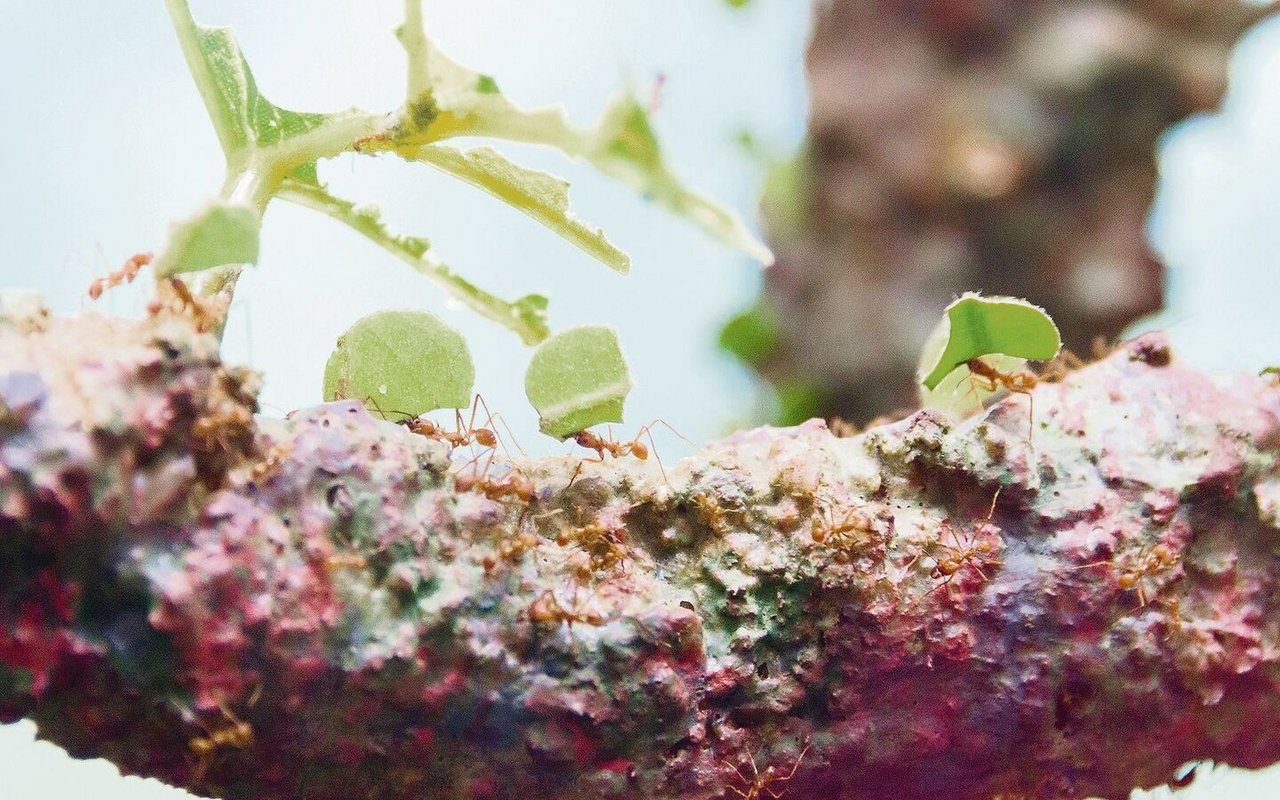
[{"xmin": 2, "ymin": 305, "xmax": 1279, "ymax": 800}]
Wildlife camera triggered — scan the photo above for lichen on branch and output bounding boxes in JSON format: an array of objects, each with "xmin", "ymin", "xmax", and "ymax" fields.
[{"xmin": 3, "ymin": 301, "xmax": 1280, "ymax": 800}]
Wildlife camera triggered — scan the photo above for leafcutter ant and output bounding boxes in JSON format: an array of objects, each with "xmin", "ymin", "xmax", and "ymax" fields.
[
  {"xmin": 525, "ymin": 587, "xmax": 605, "ymax": 629},
  {"xmin": 189, "ymin": 698, "xmax": 255, "ymax": 785},
  {"xmin": 402, "ymin": 395, "xmax": 499, "ymax": 452},
  {"xmin": 965, "ymin": 356, "xmax": 1040, "ymax": 440},
  {"xmin": 556, "ymin": 521, "xmax": 630, "ymax": 574},
  {"xmin": 723, "ymin": 740, "xmax": 810, "ymax": 800},
  {"xmin": 926, "ymin": 488, "xmax": 1003, "ymax": 595},
  {"xmin": 324, "ymin": 551, "xmax": 368, "ymax": 574},
  {"xmin": 810, "ymin": 503, "xmax": 875, "ymax": 562},
  {"xmin": 454, "ymin": 445, "xmax": 537, "ymax": 505},
  {"xmin": 88, "ymin": 251, "xmax": 152, "ymax": 300},
  {"xmin": 568, "ymin": 420, "xmax": 693, "ymax": 485},
  {"xmin": 456, "ymin": 468, "xmax": 536, "ymax": 504},
  {"xmin": 147, "ymin": 277, "xmax": 228, "ymax": 333},
  {"xmin": 1116, "ymin": 543, "xmax": 1179, "ymax": 608},
  {"xmin": 1071, "ymin": 540, "xmax": 1180, "ymax": 610}
]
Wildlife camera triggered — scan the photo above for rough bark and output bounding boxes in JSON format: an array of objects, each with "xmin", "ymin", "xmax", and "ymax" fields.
[
  {"xmin": 735, "ymin": 0, "xmax": 1274, "ymax": 423},
  {"xmin": 3, "ymin": 301, "xmax": 1280, "ymax": 800}
]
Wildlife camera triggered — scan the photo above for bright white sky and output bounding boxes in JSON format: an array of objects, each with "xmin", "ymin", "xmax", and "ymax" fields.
[{"xmin": 2, "ymin": 1, "xmax": 1280, "ymax": 798}]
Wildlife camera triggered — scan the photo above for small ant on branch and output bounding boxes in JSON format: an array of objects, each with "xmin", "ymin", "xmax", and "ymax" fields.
[
  {"xmin": 402, "ymin": 395, "xmax": 500, "ymax": 452},
  {"xmin": 964, "ymin": 356, "xmax": 1041, "ymax": 440},
  {"xmin": 925, "ymin": 488, "xmax": 1004, "ymax": 595},
  {"xmin": 525, "ymin": 586, "xmax": 605, "ymax": 629},
  {"xmin": 810, "ymin": 503, "xmax": 875, "ymax": 562},
  {"xmin": 146, "ymin": 277, "xmax": 229, "ymax": 333},
  {"xmin": 88, "ymin": 251, "xmax": 152, "ymax": 300},
  {"xmin": 455, "ymin": 465, "xmax": 537, "ymax": 505},
  {"xmin": 556, "ymin": 521, "xmax": 630, "ymax": 574},
  {"xmin": 1073, "ymin": 541, "xmax": 1179, "ymax": 609},
  {"xmin": 965, "ymin": 356, "xmax": 1038, "ymax": 397},
  {"xmin": 568, "ymin": 420, "xmax": 694, "ymax": 485},
  {"xmin": 189, "ymin": 691, "xmax": 258, "ymax": 785},
  {"xmin": 723, "ymin": 740, "xmax": 810, "ymax": 800}
]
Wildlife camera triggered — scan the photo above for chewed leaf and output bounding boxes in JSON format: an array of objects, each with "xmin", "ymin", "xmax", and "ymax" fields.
[
  {"xmin": 389, "ymin": 1, "xmax": 771, "ymax": 265},
  {"xmin": 323, "ymin": 310, "xmax": 474, "ymax": 419},
  {"xmin": 153, "ymin": 202, "xmax": 260, "ymax": 277},
  {"xmin": 412, "ymin": 146, "xmax": 629, "ymax": 273},
  {"xmin": 165, "ymin": 1, "xmax": 330, "ymax": 158},
  {"xmin": 525, "ymin": 326, "xmax": 632, "ymax": 438},
  {"xmin": 719, "ymin": 303, "xmax": 778, "ymax": 367},
  {"xmin": 920, "ymin": 352, "xmax": 1029, "ymax": 419},
  {"xmin": 279, "ymin": 177, "xmax": 550, "ymax": 345},
  {"xmin": 917, "ymin": 293, "xmax": 1061, "ymax": 391},
  {"xmin": 585, "ymin": 95, "xmax": 775, "ymax": 266}
]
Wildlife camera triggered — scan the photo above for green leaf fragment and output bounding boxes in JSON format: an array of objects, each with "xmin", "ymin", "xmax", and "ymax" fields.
[
  {"xmin": 525, "ymin": 326, "xmax": 633, "ymax": 438},
  {"xmin": 323, "ymin": 310, "xmax": 475, "ymax": 419},
  {"xmin": 152, "ymin": 203, "xmax": 260, "ymax": 277},
  {"xmin": 775, "ymin": 381, "xmax": 825, "ymax": 427},
  {"xmin": 918, "ymin": 293, "xmax": 1062, "ymax": 391},
  {"xmin": 585, "ymin": 95, "xmax": 775, "ymax": 266},
  {"xmin": 389, "ymin": 3, "xmax": 772, "ymax": 264},
  {"xmin": 719, "ymin": 303, "xmax": 778, "ymax": 367},
  {"xmin": 164, "ymin": 1, "xmax": 329, "ymax": 159},
  {"xmin": 412, "ymin": 146, "xmax": 630, "ymax": 273}
]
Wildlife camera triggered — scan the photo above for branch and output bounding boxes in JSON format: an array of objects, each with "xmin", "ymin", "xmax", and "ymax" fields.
[{"xmin": 2, "ymin": 300, "xmax": 1279, "ymax": 800}]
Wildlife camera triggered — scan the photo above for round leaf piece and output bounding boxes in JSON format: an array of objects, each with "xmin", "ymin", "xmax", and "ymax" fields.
[
  {"xmin": 525, "ymin": 325, "xmax": 633, "ymax": 438},
  {"xmin": 324, "ymin": 310, "xmax": 474, "ymax": 419},
  {"xmin": 917, "ymin": 293, "xmax": 1061, "ymax": 391}
]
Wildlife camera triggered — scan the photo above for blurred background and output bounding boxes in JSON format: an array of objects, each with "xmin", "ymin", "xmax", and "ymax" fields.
[{"xmin": 3, "ymin": 0, "xmax": 1280, "ymax": 797}]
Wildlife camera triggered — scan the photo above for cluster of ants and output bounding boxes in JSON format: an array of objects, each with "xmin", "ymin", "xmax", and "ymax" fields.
[{"xmin": 88, "ymin": 250, "xmax": 231, "ymax": 333}]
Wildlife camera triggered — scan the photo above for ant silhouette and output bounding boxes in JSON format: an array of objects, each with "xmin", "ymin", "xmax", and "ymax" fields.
[
  {"xmin": 88, "ymin": 251, "xmax": 152, "ymax": 300},
  {"xmin": 925, "ymin": 488, "xmax": 1004, "ymax": 595},
  {"xmin": 723, "ymin": 740, "xmax": 810, "ymax": 800},
  {"xmin": 964, "ymin": 356, "xmax": 1041, "ymax": 441},
  {"xmin": 568, "ymin": 420, "xmax": 694, "ymax": 485},
  {"xmin": 189, "ymin": 686, "xmax": 260, "ymax": 785}
]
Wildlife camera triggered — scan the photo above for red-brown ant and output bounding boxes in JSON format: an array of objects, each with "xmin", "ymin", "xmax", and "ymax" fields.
[
  {"xmin": 568, "ymin": 420, "xmax": 693, "ymax": 485},
  {"xmin": 89, "ymin": 251, "xmax": 152, "ymax": 300},
  {"xmin": 403, "ymin": 395, "xmax": 499, "ymax": 451},
  {"xmin": 1073, "ymin": 541, "xmax": 1179, "ymax": 609},
  {"xmin": 926, "ymin": 488, "xmax": 1004, "ymax": 595},
  {"xmin": 189, "ymin": 687, "xmax": 259, "ymax": 785},
  {"xmin": 965, "ymin": 356, "xmax": 1040, "ymax": 440},
  {"xmin": 525, "ymin": 588, "xmax": 604, "ymax": 628},
  {"xmin": 723, "ymin": 740, "xmax": 810, "ymax": 800}
]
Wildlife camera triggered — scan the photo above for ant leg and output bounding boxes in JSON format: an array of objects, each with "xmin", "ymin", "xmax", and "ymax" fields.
[
  {"xmin": 647, "ymin": 418, "xmax": 699, "ymax": 449},
  {"xmin": 964, "ymin": 371, "xmax": 995, "ymax": 415},
  {"xmin": 567, "ymin": 455, "xmax": 605, "ymax": 488},
  {"xmin": 486, "ymin": 409, "xmax": 526, "ymax": 458},
  {"xmin": 723, "ymin": 758, "xmax": 752, "ymax": 785},
  {"xmin": 986, "ymin": 487, "xmax": 1002, "ymax": 520},
  {"xmin": 457, "ymin": 447, "xmax": 498, "ymax": 487},
  {"xmin": 635, "ymin": 422, "xmax": 669, "ymax": 485}
]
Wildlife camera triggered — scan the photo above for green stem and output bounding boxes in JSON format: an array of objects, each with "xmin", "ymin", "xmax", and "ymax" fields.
[
  {"xmin": 401, "ymin": 0, "xmax": 430, "ymax": 99},
  {"xmin": 278, "ymin": 179, "xmax": 549, "ymax": 345},
  {"xmin": 163, "ymin": 0, "xmax": 236, "ymax": 159}
]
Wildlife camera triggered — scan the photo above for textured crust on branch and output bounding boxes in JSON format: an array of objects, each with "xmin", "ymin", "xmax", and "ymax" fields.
[{"xmin": 2, "ymin": 306, "xmax": 1280, "ymax": 800}]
